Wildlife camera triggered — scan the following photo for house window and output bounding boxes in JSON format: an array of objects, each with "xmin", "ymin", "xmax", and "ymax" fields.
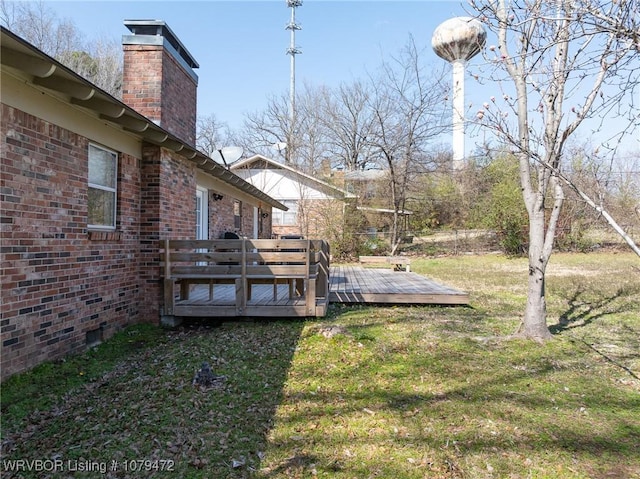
[
  {"xmin": 234, "ymin": 200, "xmax": 242, "ymax": 229},
  {"xmin": 88, "ymin": 143, "xmax": 117, "ymax": 230},
  {"xmin": 273, "ymin": 200, "xmax": 298, "ymax": 226}
]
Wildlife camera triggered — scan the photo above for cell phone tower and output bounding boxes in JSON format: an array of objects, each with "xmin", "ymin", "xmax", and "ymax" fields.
[
  {"xmin": 432, "ymin": 17, "xmax": 486, "ymax": 171},
  {"xmin": 286, "ymin": 0, "xmax": 302, "ymax": 127}
]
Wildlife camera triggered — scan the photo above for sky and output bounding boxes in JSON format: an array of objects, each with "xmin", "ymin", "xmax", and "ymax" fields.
[
  {"xmin": 17, "ymin": 1, "xmax": 640, "ymax": 155},
  {"xmin": 43, "ymin": 1, "xmax": 475, "ymax": 129}
]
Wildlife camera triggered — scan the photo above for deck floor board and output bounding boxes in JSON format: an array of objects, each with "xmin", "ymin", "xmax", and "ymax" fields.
[
  {"xmin": 176, "ymin": 266, "xmax": 468, "ymax": 313},
  {"xmin": 329, "ymin": 266, "xmax": 468, "ymax": 305}
]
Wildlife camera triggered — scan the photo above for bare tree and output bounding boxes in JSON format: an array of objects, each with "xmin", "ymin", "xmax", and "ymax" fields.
[
  {"xmin": 1, "ymin": 0, "xmax": 123, "ymax": 97},
  {"xmin": 59, "ymin": 36, "xmax": 123, "ymax": 98},
  {"xmin": 321, "ymin": 80, "xmax": 377, "ymax": 172},
  {"xmin": 241, "ymin": 92, "xmax": 294, "ymax": 163},
  {"xmin": 295, "ymin": 82, "xmax": 332, "ymax": 174},
  {"xmin": 469, "ymin": 0, "xmax": 640, "ymax": 339},
  {"xmin": 1, "ymin": 0, "xmax": 81, "ymax": 57},
  {"xmin": 367, "ymin": 36, "xmax": 449, "ymax": 251},
  {"xmin": 196, "ymin": 113, "xmax": 230, "ymax": 158},
  {"xmin": 240, "ymin": 85, "xmax": 331, "ymax": 175}
]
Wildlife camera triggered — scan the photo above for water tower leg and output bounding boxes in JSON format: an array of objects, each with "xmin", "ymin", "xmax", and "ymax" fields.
[{"xmin": 452, "ymin": 59, "xmax": 466, "ymax": 171}]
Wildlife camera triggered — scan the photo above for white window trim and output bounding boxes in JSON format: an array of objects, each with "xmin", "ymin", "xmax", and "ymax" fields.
[
  {"xmin": 196, "ymin": 187, "xmax": 208, "ymax": 240},
  {"xmin": 88, "ymin": 143, "xmax": 118, "ymax": 231}
]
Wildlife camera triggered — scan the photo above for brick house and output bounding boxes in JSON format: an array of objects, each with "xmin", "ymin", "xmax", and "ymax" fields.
[
  {"xmin": 231, "ymin": 154, "xmax": 356, "ymax": 239},
  {"xmin": 0, "ymin": 22, "xmax": 284, "ymax": 380}
]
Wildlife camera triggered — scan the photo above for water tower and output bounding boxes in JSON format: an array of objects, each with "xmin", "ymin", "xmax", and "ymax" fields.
[{"xmin": 432, "ymin": 17, "xmax": 486, "ymax": 170}]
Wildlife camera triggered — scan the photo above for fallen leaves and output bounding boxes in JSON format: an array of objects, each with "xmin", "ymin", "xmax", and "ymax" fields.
[{"xmin": 1, "ymin": 320, "xmax": 306, "ymax": 478}]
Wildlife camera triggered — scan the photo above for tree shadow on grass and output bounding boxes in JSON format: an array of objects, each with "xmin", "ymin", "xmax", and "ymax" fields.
[
  {"xmin": 255, "ymin": 358, "xmax": 640, "ymax": 478},
  {"xmin": 549, "ymin": 286, "xmax": 633, "ymax": 334}
]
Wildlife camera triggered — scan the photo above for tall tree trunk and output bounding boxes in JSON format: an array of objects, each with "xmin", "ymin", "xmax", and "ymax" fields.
[
  {"xmin": 518, "ymin": 204, "xmax": 553, "ymax": 339},
  {"xmin": 521, "ymin": 269, "xmax": 551, "ymax": 339},
  {"xmin": 518, "ymin": 177, "xmax": 563, "ymax": 340}
]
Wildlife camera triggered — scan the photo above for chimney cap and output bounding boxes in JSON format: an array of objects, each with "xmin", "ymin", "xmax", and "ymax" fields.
[{"xmin": 123, "ymin": 19, "xmax": 199, "ymax": 69}]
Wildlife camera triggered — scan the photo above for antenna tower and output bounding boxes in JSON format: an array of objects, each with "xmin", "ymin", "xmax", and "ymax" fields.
[{"xmin": 286, "ymin": 0, "xmax": 302, "ymax": 126}]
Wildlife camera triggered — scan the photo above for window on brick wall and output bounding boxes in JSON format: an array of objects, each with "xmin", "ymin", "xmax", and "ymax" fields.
[
  {"xmin": 88, "ymin": 143, "xmax": 118, "ymax": 230},
  {"xmin": 272, "ymin": 200, "xmax": 298, "ymax": 226},
  {"xmin": 233, "ymin": 200, "xmax": 242, "ymax": 229}
]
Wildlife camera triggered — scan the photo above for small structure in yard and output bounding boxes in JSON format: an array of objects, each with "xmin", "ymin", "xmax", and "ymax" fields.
[
  {"xmin": 359, "ymin": 255, "xmax": 412, "ymax": 272},
  {"xmin": 192, "ymin": 362, "xmax": 225, "ymax": 390}
]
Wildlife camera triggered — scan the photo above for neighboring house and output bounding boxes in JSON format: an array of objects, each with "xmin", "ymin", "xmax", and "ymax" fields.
[
  {"xmin": 342, "ymin": 168, "xmax": 413, "ymax": 242},
  {"xmin": 0, "ymin": 22, "xmax": 284, "ymax": 379},
  {"xmin": 231, "ymin": 155, "xmax": 356, "ymax": 239},
  {"xmin": 343, "ymin": 168, "xmax": 387, "ymax": 200}
]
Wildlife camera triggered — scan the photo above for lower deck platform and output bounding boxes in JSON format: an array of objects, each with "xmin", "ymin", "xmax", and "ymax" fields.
[
  {"xmin": 330, "ymin": 265, "xmax": 469, "ymax": 305},
  {"xmin": 173, "ymin": 266, "xmax": 468, "ymax": 318}
]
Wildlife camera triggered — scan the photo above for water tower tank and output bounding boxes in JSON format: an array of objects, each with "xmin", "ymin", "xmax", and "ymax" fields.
[{"xmin": 432, "ymin": 17, "xmax": 486, "ymax": 63}]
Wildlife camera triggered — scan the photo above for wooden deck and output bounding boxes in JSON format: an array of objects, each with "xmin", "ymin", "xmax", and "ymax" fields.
[
  {"xmin": 162, "ymin": 239, "xmax": 330, "ymax": 323},
  {"xmin": 330, "ymin": 265, "xmax": 469, "ymax": 305},
  {"xmin": 175, "ymin": 265, "xmax": 468, "ymax": 316}
]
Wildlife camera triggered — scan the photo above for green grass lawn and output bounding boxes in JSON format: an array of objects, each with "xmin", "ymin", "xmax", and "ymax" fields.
[{"xmin": 1, "ymin": 252, "xmax": 639, "ymax": 478}]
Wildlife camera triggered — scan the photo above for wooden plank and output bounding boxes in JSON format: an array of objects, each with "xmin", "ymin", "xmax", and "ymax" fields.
[
  {"xmin": 306, "ymin": 277, "xmax": 316, "ymax": 315},
  {"xmin": 169, "ymin": 252, "xmax": 243, "ymax": 263},
  {"xmin": 174, "ymin": 302, "xmax": 316, "ymax": 318},
  {"xmin": 245, "ymin": 239, "xmax": 309, "ymax": 250},
  {"xmin": 359, "ymin": 255, "xmax": 390, "ymax": 263},
  {"xmin": 171, "ymin": 265, "xmax": 243, "ymax": 276},
  {"xmin": 167, "ymin": 239, "xmax": 244, "ymax": 249},
  {"xmin": 245, "ymin": 251, "xmax": 308, "ymax": 263},
  {"xmin": 174, "ymin": 304, "xmax": 241, "ymax": 317},
  {"xmin": 163, "ymin": 278, "xmax": 175, "ymax": 315},
  {"xmin": 245, "ymin": 264, "xmax": 310, "ymax": 277}
]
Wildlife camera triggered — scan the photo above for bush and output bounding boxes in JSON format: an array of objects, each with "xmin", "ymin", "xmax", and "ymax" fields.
[
  {"xmin": 358, "ymin": 237, "xmax": 390, "ymax": 256},
  {"xmin": 468, "ymin": 155, "xmax": 529, "ymax": 256}
]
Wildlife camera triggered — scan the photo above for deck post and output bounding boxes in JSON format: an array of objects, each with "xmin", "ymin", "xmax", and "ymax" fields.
[
  {"xmin": 161, "ymin": 239, "xmax": 181, "ymax": 327},
  {"xmin": 162, "ymin": 239, "xmax": 173, "ymax": 315},
  {"xmin": 240, "ymin": 238, "xmax": 247, "ymax": 310},
  {"xmin": 305, "ymin": 241, "xmax": 316, "ymax": 315},
  {"xmin": 234, "ymin": 278, "xmax": 243, "ymax": 314},
  {"xmin": 305, "ymin": 277, "xmax": 315, "ymax": 315}
]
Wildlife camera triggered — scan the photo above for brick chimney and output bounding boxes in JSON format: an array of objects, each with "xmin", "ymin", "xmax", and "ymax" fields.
[{"xmin": 122, "ymin": 20, "xmax": 199, "ymax": 146}]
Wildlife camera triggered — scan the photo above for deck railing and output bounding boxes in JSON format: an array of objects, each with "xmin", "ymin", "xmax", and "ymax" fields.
[{"xmin": 161, "ymin": 239, "xmax": 330, "ymax": 319}]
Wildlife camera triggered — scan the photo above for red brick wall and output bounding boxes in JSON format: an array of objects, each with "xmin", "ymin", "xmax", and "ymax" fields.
[
  {"xmin": 138, "ymin": 146, "xmax": 196, "ymax": 321},
  {"xmin": 1, "ymin": 106, "xmax": 142, "ymax": 379},
  {"xmin": 122, "ymin": 45, "xmax": 197, "ymax": 146},
  {"xmin": 122, "ymin": 46, "xmax": 162, "ymax": 125},
  {"xmin": 207, "ymin": 194, "xmax": 258, "ymax": 239}
]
